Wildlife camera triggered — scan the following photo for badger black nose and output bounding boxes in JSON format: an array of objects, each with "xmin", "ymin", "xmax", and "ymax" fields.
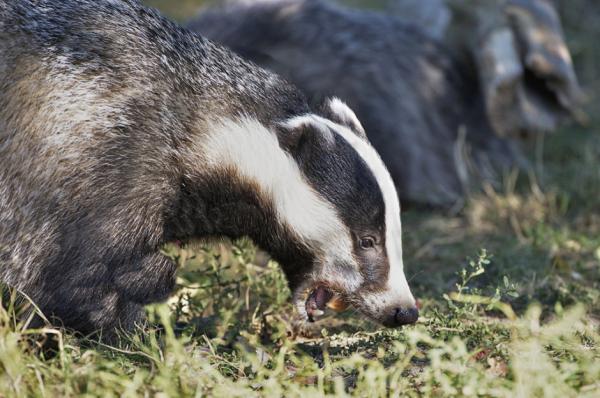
[{"xmin": 393, "ymin": 307, "xmax": 419, "ymax": 326}]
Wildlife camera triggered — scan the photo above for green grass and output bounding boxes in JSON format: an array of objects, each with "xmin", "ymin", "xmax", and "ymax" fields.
[{"xmin": 1, "ymin": 1, "xmax": 599, "ymax": 397}]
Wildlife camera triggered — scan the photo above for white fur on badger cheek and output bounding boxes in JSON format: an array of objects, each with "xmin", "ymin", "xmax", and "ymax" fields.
[
  {"xmin": 200, "ymin": 117, "xmax": 361, "ymax": 290},
  {"xmin": 289, "ymin": 110, "xmax": 416, "ymax": 308}
]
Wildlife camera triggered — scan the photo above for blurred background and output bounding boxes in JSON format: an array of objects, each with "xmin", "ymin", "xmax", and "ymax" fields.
[{"xmin": 146, "ymin": 0, "xmax": 599, "ymax": 107}]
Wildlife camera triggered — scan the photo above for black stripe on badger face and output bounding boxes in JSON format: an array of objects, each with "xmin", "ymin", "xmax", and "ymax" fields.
[
  {"xmin": 291, "ymin": 120, "xmax": 389, "ymax": 287},
  {"xmin": 279, "ymin": 99, "xmax": 418, "ymax": 327}
]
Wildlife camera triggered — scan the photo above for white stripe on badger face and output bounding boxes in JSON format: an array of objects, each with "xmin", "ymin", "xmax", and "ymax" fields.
[
  {"xmin": 200, "ymin": 117, "xmax": 362, "ymax": 292},
  {"xmin": 287, "ymin": 106, "xmax": 416, "ymax": 309}
]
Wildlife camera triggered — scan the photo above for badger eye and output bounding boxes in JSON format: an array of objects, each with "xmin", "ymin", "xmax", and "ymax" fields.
[{"xmin": 359, "ymin": 237, "xmax": 376, "ymax": 250}]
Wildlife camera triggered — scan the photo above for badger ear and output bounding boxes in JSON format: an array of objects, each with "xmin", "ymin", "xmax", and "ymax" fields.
[
  {"xmin": 277, "ymin": 115, "xmax": 336, "ymax": 153},
  {"xmin": 320, "ymin": 97, "xmax": 367, "ymax": 140}
]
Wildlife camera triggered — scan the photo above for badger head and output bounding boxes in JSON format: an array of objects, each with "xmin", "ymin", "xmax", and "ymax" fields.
[
  {"xmin": 273, "ymin": 98, "xmax": 418, "ymax": 327},
  {"xmin": 200, "ymin": 98, "xmax": 417, "ymax": 327}
]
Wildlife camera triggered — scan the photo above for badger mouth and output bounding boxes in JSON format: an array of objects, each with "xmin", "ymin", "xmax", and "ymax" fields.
[{"xmin": 305, "ymin": 285, "xmax": 350, "ymax": 322}]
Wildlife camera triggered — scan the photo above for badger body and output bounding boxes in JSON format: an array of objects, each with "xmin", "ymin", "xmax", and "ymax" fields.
[{"xmin": 0, "ymin": 0, "xmax": 417, "ymax": 336}]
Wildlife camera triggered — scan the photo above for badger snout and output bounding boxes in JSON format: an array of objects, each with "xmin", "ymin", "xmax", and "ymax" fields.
[
  {"xmin": 382, "ymin": 306, "xmax": 419, "ymax": 327},
  {"xmin": 355, "ymin": 286, "xmax": 419, "ymax": 327}
]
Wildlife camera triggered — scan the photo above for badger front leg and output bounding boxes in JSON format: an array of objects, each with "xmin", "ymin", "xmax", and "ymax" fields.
[{"xmin": 113, "ymin": 253, "xmax": 177, "ymax": 305}]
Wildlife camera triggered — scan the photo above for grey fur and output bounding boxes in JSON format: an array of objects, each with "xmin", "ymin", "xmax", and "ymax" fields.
[{"xmin": 1, "ymin": 0, "xmax": 405, "ymax": 337}]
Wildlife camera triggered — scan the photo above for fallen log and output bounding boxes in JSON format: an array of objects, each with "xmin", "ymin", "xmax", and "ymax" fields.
[{"xmin": 388, "ymin": 0, "xmax": 584, "ymax": 137}]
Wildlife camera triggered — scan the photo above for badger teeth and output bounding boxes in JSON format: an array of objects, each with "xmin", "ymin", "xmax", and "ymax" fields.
[{"xmin": 305, "ymin": 286, "xmax": 334, "ymax": 322}]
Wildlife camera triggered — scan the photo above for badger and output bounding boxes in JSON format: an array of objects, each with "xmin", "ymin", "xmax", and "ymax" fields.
[{"xmin": 0, "ymin": 0, "xmax": 417, "ymax": 337}]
